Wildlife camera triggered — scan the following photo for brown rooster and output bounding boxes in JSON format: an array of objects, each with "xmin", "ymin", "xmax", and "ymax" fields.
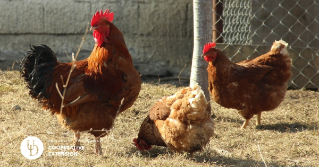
[
  {"xmin": 20, "ymin": 9, "xmax": 141, "ymax": 154},
  {"xmin": 202, "ymin": 40, "xmax": 292, "ymax": 128},
  {"xmin": 133, "ymin": 84, "xmax": 214, "ymax": 153}
]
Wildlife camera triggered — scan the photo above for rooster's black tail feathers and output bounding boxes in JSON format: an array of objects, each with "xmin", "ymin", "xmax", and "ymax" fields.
[{"xmin": 20, "ymin": 45, "xmax": 58, "ymax": 99}]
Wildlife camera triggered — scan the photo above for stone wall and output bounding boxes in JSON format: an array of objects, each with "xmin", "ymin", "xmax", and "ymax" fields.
[{"xmin": 0, "ymin": 0, "xmax": 193, "ymax": 78}]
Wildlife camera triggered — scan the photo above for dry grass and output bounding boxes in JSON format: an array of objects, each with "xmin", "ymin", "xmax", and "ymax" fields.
[{"xmin": 0, "ymin": 70, "xmax": 319, "ymax": 167}]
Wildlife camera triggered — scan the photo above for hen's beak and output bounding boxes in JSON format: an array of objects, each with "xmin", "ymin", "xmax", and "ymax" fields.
[
  {"xmin": 201, "ymin": 54, "xmax": 205, "ymax": 57},
  {"xmin": 90, "ymin": 26, "xmax": 97, "ymax": 31}
]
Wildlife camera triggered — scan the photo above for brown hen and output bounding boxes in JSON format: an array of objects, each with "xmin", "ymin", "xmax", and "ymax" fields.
[
  {"xmin": 203, "ymin": 40, "xmax": 292, "ymax": 128},
  {"xmin": 134, "ymin": 84, "xmax": 214, "ymax": 153}
]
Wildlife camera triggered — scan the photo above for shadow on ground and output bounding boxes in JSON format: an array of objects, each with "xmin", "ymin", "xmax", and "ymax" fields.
[
  {"xmin": 125, "ymin": 146, "xmax": 281, "ymax": 166},
  {"xmin": 214, "ymin": 116, "xmax": 244, "ymax": 125},
  {"xmin": 142, "ymin": 76, "xmax": 189, "ymax": 87},
  {"xmin": 192, "ymin": 151, "xmax": 280, "ymax": 167},
  {"xmin": 256, "ymin": 122, "xmax": 318, "ymax": 133}
]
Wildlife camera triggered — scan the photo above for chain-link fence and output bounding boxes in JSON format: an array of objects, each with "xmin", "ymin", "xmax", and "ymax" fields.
[{"xmin": 213, "ymin": 0, "xmax": 319, "ymax": 89}]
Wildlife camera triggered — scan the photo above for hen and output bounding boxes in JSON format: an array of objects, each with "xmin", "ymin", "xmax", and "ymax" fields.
[
  {"xmin": 133, "ymin": 84, "xmax": 214, "ymax": 153},
  {"xmin": 20, "ymin": 9, "xmax": 141, "ymax": 154},
  {"xmin": 202, "ymin": 40, "xmax": 292, "ymax": 128}
]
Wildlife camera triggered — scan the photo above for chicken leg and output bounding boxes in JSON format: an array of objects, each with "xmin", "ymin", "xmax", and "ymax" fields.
[
  {"xmin": 256, "ymin": 112, "xmax": 261, "ymax": 126},
  {"xmin": 241, "ymin": 119, "xmax": 250, "ymax": 129},
  {"xmin": 95, "ymin": 137, "xmax": 102, "ymax": 155},
  {"xmin": 73, "ymin": 131, "xmax": 81, "ymax": 151}
]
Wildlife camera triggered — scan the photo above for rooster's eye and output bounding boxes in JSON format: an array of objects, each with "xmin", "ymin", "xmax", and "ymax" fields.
[{"xmin": 100, "ymin": 22, "xmax": 107, "ymax": 26}]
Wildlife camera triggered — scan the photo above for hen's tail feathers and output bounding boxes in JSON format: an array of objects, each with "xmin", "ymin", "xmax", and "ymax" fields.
[
  {"xmin": 271, "ymin": 40, "xmax": 289, "ymax": 56},
  {"xmin": 167, "ymin": 84, "xmax": 209, "ymax": 124},
  {"xmin": 20, "ymin": 45, "xmax": 58, "ymax": 100}
]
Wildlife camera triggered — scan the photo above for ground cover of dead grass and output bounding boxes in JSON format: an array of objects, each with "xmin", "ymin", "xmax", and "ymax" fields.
[{"xmin": 0, "ymin": 70, "xmax": 318, "ymax": 167}]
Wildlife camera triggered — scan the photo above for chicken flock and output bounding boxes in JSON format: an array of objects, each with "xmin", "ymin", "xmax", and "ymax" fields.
[{"xmin": 20, "ymin": 9, "xmax": 292, "ymax": 155}]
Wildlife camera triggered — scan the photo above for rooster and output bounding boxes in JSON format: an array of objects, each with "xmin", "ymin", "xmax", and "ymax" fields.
[
  {"xmin": 133, "ymin": 84, "xmax": 214, "ymax": 153},
  {"xmin": 202, "ymin": 40, "xmax": 292, "ymax": 128},
  {"xmin": 20, "ymin": 9, "xmax": 141, "ymax": 154}
]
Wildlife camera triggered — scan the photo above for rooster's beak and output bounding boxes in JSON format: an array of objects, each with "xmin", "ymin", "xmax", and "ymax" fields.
[
  {"xmin": 201, "ymin": 54, "xmax": 205, "ymax": 57},
  {"xmin": 90, "ymin": 26, "xmax": 97, "ymax": 31}
]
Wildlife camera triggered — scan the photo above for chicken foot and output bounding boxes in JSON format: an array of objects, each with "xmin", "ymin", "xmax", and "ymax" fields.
[
  {"xmin": 95, "ymin": 137, "xmax": 102, "ymax": 155},
  {"xmin": 242, "ymin": 112, "xmax": 262, "ymax": 128}
]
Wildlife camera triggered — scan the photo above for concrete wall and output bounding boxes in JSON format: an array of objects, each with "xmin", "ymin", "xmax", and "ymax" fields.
[{"xmin": 0, "ymin": 0, "xmax": 193, "ymax": 78}]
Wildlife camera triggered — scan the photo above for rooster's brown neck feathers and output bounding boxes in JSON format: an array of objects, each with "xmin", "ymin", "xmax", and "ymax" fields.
[{"xmin": 87, "ymin": 23, "xmax": 132, "ymax": 74}]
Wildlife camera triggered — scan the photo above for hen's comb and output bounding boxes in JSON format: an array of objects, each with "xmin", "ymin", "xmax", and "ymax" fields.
[
  {"xmin": 203, "ymin": 42, "xmax": 216, "ymax": 54},
  {"xmin": 133, "ymin": 138, "xmax": 142, "ymax": 150},
  {"xmin": 91, "ymin": 9, "xmax": 114, "ymax": 26}
]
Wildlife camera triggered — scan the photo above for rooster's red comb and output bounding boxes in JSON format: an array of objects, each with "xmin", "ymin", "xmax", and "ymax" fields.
[
  {"xmin": 203, "ymin": 42, "xmax": 216, "ymax": 54},
  {"xmin": 91, "ymin": 9, "xmax": 114, "ymax": 26}
]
